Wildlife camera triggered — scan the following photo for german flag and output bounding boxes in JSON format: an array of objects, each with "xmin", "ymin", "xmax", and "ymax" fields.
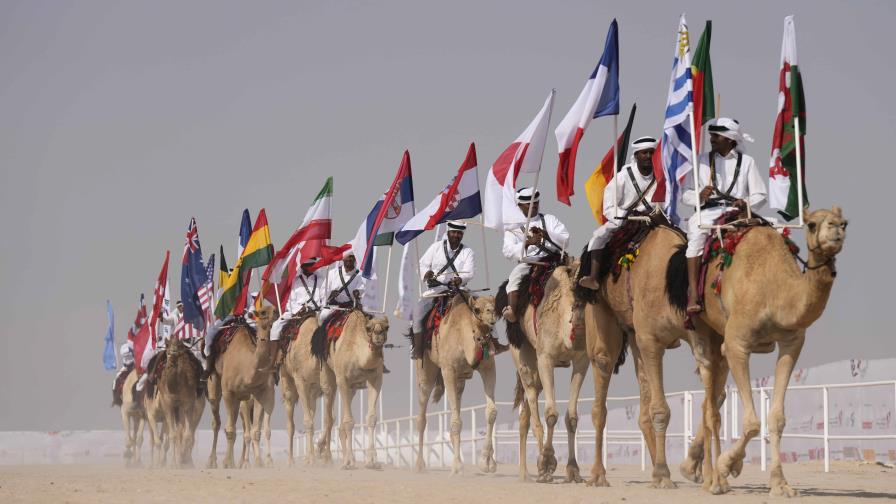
[{"xmin": 584, "ymin": 103, "xmax": 636, "ymax": 224}]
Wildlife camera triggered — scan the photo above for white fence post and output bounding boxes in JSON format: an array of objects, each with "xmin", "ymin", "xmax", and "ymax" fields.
[
  {"xmin": 760, "ymin": 388, "xmax": 767, "ymax": 472},
  {"xmin": 823, "ymin": 386, "xmax": 830, "ymax": 473}
]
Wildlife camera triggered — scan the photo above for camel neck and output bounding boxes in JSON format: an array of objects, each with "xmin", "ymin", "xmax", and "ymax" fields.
[{"xmin": 778, "ymin": 247, "xmax": 836, "ymax": 330}]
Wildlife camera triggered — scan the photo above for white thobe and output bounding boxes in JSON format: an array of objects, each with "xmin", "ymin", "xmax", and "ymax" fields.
[
  {"xmin": 503, "ymin": 213, "xmax": 570, "ymax": 293},
  {"xmin": 412, "ymin": 240, "xmax": 476, "ymax": 333},
  {"xmin": 272, "ymin": 270, "xmax": 326, "ymax": 341},
  {"xmin": 587, "ymin": 164, "xmax": 660, "ymax": 251},
  {"xmin": 320, "ymin": 265, "xmax": 366, "ymax": 323},
  {"xmin": 682, "ymin": 150, "xmax": 767, "ymax": 257}
]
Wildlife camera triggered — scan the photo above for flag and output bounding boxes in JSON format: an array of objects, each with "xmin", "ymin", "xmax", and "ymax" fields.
[
  {"xmin": 483, "ymin": 90, "xmax": 555, "ymax": 230},
  {"xmin": 135, "ymin": 251, "xmax": 169, "ymax": 373},
  {"xmin": 237, "ymin": 209, "xmax": 251, "ymax": 258},
  {"xmin": 260, "ymin": 177, "xmax": 334, "ymax": 309},
  {"xmin": 769, "ymin": 15, "xmax": 808, "ymax": 221},
  {"xmin": 103, "ymin": 300, "xmax": 116, "ymax": 371},
  {"xmin": 216, "ymin": 210, "xmax": 274, "ymax": 318},
  {"xmin": 555, "ymin": 19, "xmax": 620, "ymax": 205},
  {"xmin": 197, "ymin": 253, "xmax": 215, "ymax": 324},
  {"xmin": 161, "ymin": 279, "xmax": 172, "ymax": 340},
  {"xmin": 396, "ymin": 143, "xmax": 482, "ymax": 244},
  {"xmin": 584, "ymin": 103, "xmax": 636, "ymax": 224},
  {"xmin": 659, "ymin": 14, "xmax": 695, "ymax": 223},
  {"xmin": 393, "ymin": 244, "xmax": 416, "ymax": 320},
  {"xmin": 180, "ymin": 217, "xmax": 209, "ymax": 331},
  {"xmin": 691, "ymin": 20, "xmax": 715, "ymax": 154},
  {"xmin": 351, "ymin": 151, "xmax": 415, "ymax": 279},
  {"xmin": 219, "ymin": 245, "xmax": 229, "ymax": 288},
  {"xmin": 127, "ymin": 293, "xmax": 146, "ymax": 343}
]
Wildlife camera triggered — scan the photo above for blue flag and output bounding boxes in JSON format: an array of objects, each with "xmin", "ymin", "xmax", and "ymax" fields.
[
  {"xmin": 103, "ymin": 300, "xmax": 116, "ymax": 370},
  {"xmin": 180, "ymin": 217, "xmax": 209, "ymax": 331}
]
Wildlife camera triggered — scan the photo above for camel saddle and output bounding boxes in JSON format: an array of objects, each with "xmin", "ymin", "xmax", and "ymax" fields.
[
  {"xmin": 495, "ymin": 253, "xmax": 563, "ymax": 349},
  {"xmin": 210, "ymin": 319, "xmax": 257, "ymax": 361},
  {"xmin": 422, "ymin": 295, "xmax": 454, "ymax": 349},
  {"xmin": 111, "ymin": 364, "xmax": 134, "ymax": 407},
  {"xmin": 278, "ymin": 311, "xmax": 317, "ymax": 358},
  {"xmin": 310, "ymin": 310, "xmax": 354, "ymax": 362}
]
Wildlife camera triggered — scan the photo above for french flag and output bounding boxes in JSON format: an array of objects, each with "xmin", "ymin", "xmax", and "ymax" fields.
[
  {"xmin": 483, "ymin": 90, "xmax": 555, "ymax": 230},
  {"xmin": 396, "ymin": 143, "xmax": 482, "ymax": 245},
  {"xmin": 554, "ymin": 19, "xmax": 620, "ymax": 205}
]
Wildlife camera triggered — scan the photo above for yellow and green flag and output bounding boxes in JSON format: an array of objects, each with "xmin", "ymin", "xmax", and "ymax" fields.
[{"xmin": 215, "ymin": 209, "xmax": 274, "ymax": 318}]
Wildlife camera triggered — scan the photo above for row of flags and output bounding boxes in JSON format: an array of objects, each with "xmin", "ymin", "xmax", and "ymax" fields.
[{"xmin": 109, "ymin": 15, "xmax": 810, "ymax": 368}]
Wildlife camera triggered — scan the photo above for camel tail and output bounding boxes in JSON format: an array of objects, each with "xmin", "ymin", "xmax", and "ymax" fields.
[
  {"xmin": 512, "ymin": 374, "xmax": 525, "ymax": 410},
  {"xmin": 614, "ymin": 331, "xmax": 628, "ymax": 375},
  {"xmin": 431, "ymin": 370, "xmax": 445, "ymax": 404},
  {"xmin": 665, "ymin": 244, "xmax": 688, "ymax": 314}
]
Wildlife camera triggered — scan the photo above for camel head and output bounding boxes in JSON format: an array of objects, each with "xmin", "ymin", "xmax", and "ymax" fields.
[
  {"xmin": 805, "ymin": 205, "xmax": 848, "ymax": 258},
  {"xmin": 365, "ymin": 316, "xmax": 389, "ymax": 348},
  {"xmin": 165, "ymin": 337, "xmax": 188, "ymax": 359},
  {"xmin": 469, "ymin": 295, "xmax": 497, "ymax": 345},
  {"xmin": 249, "ymin": 305, "xmax": 279, "ymax": 335}
]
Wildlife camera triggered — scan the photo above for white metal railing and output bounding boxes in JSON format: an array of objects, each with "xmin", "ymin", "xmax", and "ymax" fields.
[{"xmin": 298, "ymin": 380, "xmax": 896, "ymax": 473}]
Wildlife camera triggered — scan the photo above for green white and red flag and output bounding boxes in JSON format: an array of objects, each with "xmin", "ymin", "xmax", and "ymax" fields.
[{"xmin": 769, "ymin": 15, "xmax": 808, "ymax": 221}]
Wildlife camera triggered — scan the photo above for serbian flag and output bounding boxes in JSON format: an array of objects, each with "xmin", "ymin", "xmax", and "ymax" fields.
[
  {"xmin": 350, "ymin": 151, "xmax": 415, "ymax": 279},
  {"xmin": 483, "ymin": 90, "xmax": 555, "ymax": 230},
  {"xmin": 554, "ymin": 19, "xmax": 620, "ymax": 205},
  {"xmin": 259, "ymin": 177, "xmax": 334, "ymax": 310},
  {"xmin": 691, "ymin": 20, "xmax": 715, "ymax": 154},
  {"xmin": 396, "ymin": 143, "xmax": 481, "ymax": 244},
  {"xmin": 584, "ymin": 103, "xmax": 635, "ymax": 224},
  {"xmin": 769, "ymin": 15, "xmax": 808, "ymax": 221},
  {"xmin": 134, "ymin": 251, "xmax": 169, "ymax": 373}
]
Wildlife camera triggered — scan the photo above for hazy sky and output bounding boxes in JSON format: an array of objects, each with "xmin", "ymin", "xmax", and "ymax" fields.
[{"xmin": 1, "ymin": 0, "xmax": 892, "ymax": 431}]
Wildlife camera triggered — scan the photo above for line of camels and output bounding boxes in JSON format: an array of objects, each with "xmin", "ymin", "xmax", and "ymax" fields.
[{"xmin": 118, "ymin": 206, "xmax": 847, "ymax": 497}]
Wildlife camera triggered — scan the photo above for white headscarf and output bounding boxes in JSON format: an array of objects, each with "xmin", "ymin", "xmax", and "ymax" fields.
[{"xmin": 708, "ymin": 117, "xmax": 754, "ymax": 152}]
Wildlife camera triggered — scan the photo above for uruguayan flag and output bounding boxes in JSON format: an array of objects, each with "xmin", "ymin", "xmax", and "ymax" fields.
[{"xmin": 661, "ymin": 14, "xmax": 695, "ymax": 223}]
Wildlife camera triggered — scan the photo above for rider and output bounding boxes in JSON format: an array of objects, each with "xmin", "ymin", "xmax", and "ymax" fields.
[
  {"xmin": 501, "ymin": 187, "xmax": 569, "ymax": 322},
  {"xmin": 270, "ymin": 257, "xmax": 326, "ymax": 342},
  {"xmin": 682, "ymin": 118, "xmax": 767, "ymax": 313},
  {"xmin": 409, "ymin": 221, "xmax": 474, "ymax": 358},
  {"xmin": 579, "ymin": 136, "xmax": 663, "ymax": 290},
  {"xmin": 320, "ymin": 250, "xmax": 365, "ymax": 326}
]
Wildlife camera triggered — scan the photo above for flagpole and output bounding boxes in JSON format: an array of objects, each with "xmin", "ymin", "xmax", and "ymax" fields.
[
  {"xmin": 380, "ymin": 246, "xmax": 394, "ymax": 313},
  {"xmin": 794, "ymin": 117, "xmax": 805, "ymax": 227},
  {"xmin": 521, "ymin": 89, "xmax": 554, "ymax": 262},
  {"xmin": 478, "ymin": 215, "xmax": 491, "ymax": 289},
  {"xmin": 612, "ymin": 114, "xmax": 621, "ymax": 219},
  {"xmin": 273, "ymin": 282, "xmax": 283, "ymax": 315},
  {"xmin": 413, "ymin": 241, "xmax": 423, "ymax": 297}
]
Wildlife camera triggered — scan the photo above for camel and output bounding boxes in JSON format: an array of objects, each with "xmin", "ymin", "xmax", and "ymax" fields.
[
  {"xmin": 143, "ymin": 371, "xmax": 170, "ymax": 468},
  {"xmin": 498, "ymin": 259, "xmax": 589, "ymax": 483},
  {"xmin": 280, "ymin": 315, "xmax": 337, "ymax": 466},
  {"xmin": 675, "ymin": 206, "xmax": 848, "ymax": 497},
  {"xmin": 206, "ymin": 306, "xmax": 279, "ymax": 469},
  {"xmin": 157, "ymin": 339, "xmax": 205, "ymax": 468},
  {"xmin": 119, "ymin": 369, "xmax": 145, "ymax": 467},
  {"xmin": 317, "ymin": 309, "xmax": 389, "ymax": 469},
  {"xmin": 579, "ymin": 224, "xmax": 722, "ymax": 490},
  {"xmin": 412, "ymin": 294, "xmax": 499, "ymax": 474}
]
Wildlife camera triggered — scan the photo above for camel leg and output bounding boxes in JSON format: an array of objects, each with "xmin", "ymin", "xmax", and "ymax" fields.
[
  {"xmin": 318, "ymin": 367, "xmax": 337, "ymax": 464},
  {"xmin": 535, "ymin": 356, "xmax": 559, "ymax": 483},
  {"xmin": 477, "ymin": 360, "xmax": 498, "ymax": 474},
  {"xmin": 442, "ymin": 368, "xmax": 464, "ymax": 475},
  {"xmin": 587, "ymin": 350, "xmax": 614, "ymax": 487},
  {"xmin": 251, "ymin": 397, "xmax": 265, "ymax": 467},
  {"xmin": 336, "ymin": 377, "xmax": 358, "ymax": 470},
  {"xmin": 564, "ymin": 355, "xmax": 588, "ymax": 483},
  {"xmin": 631, "ymin": 340, "xmax": 657, "ymax": 468},
  {"xmin": 238, "ymin": 401, "xmax": 252, "ymax": 468},
  {"xmin": 718, "ymin": 337, "xmax": 759, "ymax": 482},
  {"xmin": 641, "ymin": 343, "xmax": 676, "ymax": 489},
  {"xmin": 183, "ymin": 398, "xmax": 203, "ymax": 469},
  {"xmin": 134, "ymin": 415, "xmax": 145, "ymax": 467},
  {"xmin": 206, "ymin": 374, "xmax": 221, "ymax": 469},
  {"xmin": 297, "ymin": 381, "xmax": 317, "ymax": 466},
  {"xmin": 121, "ymin": 408, "xmax": 134, "ymax": 466},
  {"xmin": 414, "ymin": 357, "xmax": 438, "ymax": 473},
  {"xmin": 260, "ymin": 384, "xmax": 276, "ymax": 468},
  {"xmin": 162, "ymin": 404, "xmax": 180, "ymax": 468},
  {"xmin": 281, "ymin": 375, "xmax": 298, "ymax": 467},
  {"xmin": 364, "ymin": 374, "xmax": 383, "ymax": 469},
  {"xmin": 767, "ymin": 333, "xmax": 804, "ymax": 498},
  {"xmin": 709, "ymin": 350, "xmax": 731, "ymax": 494},
  {"xmin": 222, "ymin": 393, "xmax": 239, "ymax": 469}
]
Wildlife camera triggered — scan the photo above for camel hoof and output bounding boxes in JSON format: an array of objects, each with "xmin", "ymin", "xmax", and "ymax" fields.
[
  {"xmin": 770, "ymin": 482, "xmax": 799, "ymax": 498},
  {"xmin": 679, "ymin": 457, "xmax": 702, "ymax": 483},
  {"xmin": 586, "ymin": 474, "xmax": 610, "ymax": 487},
  {"xmin": 265, "ymin": 455, "xmax": 274, "ymax": 468},
  {"xmin": 535, "ymin": 472, "xmax": 553, "ymax": 484},
  {"xmin": 365, "ymin": 461, "xmax": 383, "ymax": 470},
  {"xmin": 649, "ymin": 477, "xmax": 677, "ymax": 489},
  {"xmin": 537, "ymin": 449, "xmax": 557, "ymax": 476},
  {"xmin": 341, "ymin": 461, "xmax": 358, "ymax": 470},
  {"xmin": 450, "ymin": 465, "xmax": 463, "ymax": 476},
  {"xmin": 480, "ymin": 456, "xmax": 497, "ymax": 473},
  {"xmin": 718, "ymin": 451, "xmax": 743, "ymax": 479},
  {"xmin": 565, "ymin": 464, "xmax": 583, "ymax": 483},
  {"xmin": 223, "ymin": 460, "xmax": 234, "ymax": 469}
]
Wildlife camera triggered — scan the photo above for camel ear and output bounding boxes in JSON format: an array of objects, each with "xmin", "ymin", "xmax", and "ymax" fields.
[{"xmin": 832, "ymin": 205, "xmax": 842, "ymax": 217}]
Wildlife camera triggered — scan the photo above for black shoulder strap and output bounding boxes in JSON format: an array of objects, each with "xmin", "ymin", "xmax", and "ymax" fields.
[
  {"xmin": 710, "ymin": 152, "xmax": 743, "ymax": 198},
  {"xmin": 536, "ymin": 214, "xmax": 562, "ymax": 254},
  {"xmin": 435, "ymin": 241, "xmax": 463, "ymax": 276},
  {"xmin": 335, "ymin": 267, "xmax": 358, "ymax": 300},
  {"xmin": 623, "ymin": 166, "xmax": 656, "ymax": 213},
  {"xmin": 297, "ymin": 274, "xmax": 321, "ymax": 311}
]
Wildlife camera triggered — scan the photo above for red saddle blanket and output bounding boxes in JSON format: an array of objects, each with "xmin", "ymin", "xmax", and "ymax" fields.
[
  {"xmin": 423, "ymin": 296, "xmax": 452, "ymax": 345},
  {"xmin": 210, "ymin": 320, "xmax": 257, "ymax": 360},
  {"xmin": 325, "ymin": 310, "xmax": 352, "ymax": 341}
]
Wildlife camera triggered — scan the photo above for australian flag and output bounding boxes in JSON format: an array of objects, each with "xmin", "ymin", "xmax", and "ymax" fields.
[{"xmin": 181, "ymin": 217, "xmax": 209, "ymax": 331}]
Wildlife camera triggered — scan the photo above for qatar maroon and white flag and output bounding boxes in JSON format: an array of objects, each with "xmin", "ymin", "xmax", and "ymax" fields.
[
  {"xmin": 483, "ymin": 90, "xmax": 555, "ymax": 230},
  {"xmin": 134, "ymin": 251, "xmax": 169, "ymax": 373}
]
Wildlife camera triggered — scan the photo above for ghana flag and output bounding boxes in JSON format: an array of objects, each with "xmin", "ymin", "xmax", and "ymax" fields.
[{"xmin": 215, "ymin": 209, "xmax": 274, "ymax": 318}]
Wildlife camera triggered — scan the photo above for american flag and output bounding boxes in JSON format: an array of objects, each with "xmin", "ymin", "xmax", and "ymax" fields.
[
  {"xmin": 196, "ymin": 254, "xmax": 216, "ymax": 324},
  {"xmin": 173, "ymin": 313, "xmax": 203, "ymax": 341}
]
